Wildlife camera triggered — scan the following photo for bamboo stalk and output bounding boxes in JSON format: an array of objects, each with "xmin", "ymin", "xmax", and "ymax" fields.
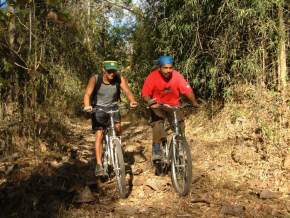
[{"xmin": 277, "ymin": 5, "xmax": 287, "ymax": 92}]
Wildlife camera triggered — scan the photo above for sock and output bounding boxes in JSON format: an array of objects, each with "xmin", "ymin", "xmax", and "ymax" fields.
[{"xmin": 153, "ymin": 144, "xmax": 161, "ymax": 152}]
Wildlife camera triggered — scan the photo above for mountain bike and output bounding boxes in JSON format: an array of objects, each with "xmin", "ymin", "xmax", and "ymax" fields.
[
  {"xmin": 91, "ymin": 104, "xmax": 127, "ymax": 198},
  {"xmin": 154, "ymin": 103, "xmax": 193, "ymax": 196}
]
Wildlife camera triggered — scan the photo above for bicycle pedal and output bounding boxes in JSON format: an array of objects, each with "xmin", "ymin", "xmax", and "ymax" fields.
[
  {"xmin": 163, "ymin": 159, "xmax": 169, "ymax": 164},
  {"xmin": 153, "ymin": 159, "xmax": 161, "ymax": 164},
  {"xmin": 99, "ymin": 174, "xmax": 109, "ymax": 182},
  {"xmin": 155, "ymin": 168, "xmax": 162, "ymax": 176},
  {"xmin": 154, "ymin": 161, "xmax": 162, "ymax": 176},
  {"xmin": 153, "ymin": 160, "xmax": 162, "ymax": 168}
]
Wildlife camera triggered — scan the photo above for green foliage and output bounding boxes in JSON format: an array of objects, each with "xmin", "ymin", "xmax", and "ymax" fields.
[
  {"xmin": 0, "ymin": 0, "xmax": 129, "ymax": 152},
  {"xmin": 0, "ymin": 0, "xmax": 288, "ymax": 154},
  {"xmin": 132, "ymin": 0, "xmax": 287, "ymax": 100}
]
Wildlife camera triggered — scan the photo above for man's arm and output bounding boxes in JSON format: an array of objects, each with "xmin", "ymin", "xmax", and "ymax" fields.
[
  {"xmin": 186, "ymin": 92, "xmax": 199, "ymax": 107},
  {"xmin": 176, "ymin": 72, "xmax": 199, "ymax": 107},
  {"xmin": 120, "ymin": 76, "xmax": 138, "ymax": 107},
  {"xmin": 83, "ymin": 76, "xmax": 96, "ymax": 109},
  {"xmin": 143, "ymin": 95, "xmax": 159, "ymax": 108},
  {"xmin": 142, "ymin": 74, "xmax": 160, "ymax": 108},
  {"xmin": 143, "ymin": 95, "xmax": 151, "ymax": 104}
]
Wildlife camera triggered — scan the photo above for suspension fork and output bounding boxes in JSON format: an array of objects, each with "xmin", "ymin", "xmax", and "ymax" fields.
[
  {"xmin": 109, "ymin": 112, "xmax": 121, "ymax": 169},
  {"xmin": 103, "ymin": 113, "xmax": 116, "ymax": 166},
  {"xmin": 110, "ymin": 113, "xmax": 116, "ymax": 137},
  {"xmin": 103, "ymin": 131, "xmax": 110, "ymax": 168},
  {"xmin": 173, "ymin": 110, "xmax": 179, "ymax": 135},
  {"xmin": 172, "ymin": 110, "xmax": 180, "ymax": 163},
  {"xmin": 163, "ymin": 110, "xmax": 182, "ymax": 166}
]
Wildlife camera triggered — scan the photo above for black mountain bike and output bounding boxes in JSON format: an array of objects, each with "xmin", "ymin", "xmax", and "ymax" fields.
[{"xmin": 154, "ymin": 103, "xmax": 193, "ymax": 196}]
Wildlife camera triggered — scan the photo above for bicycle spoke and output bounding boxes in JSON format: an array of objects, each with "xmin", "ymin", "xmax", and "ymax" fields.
[
  {"xmin": 171, "ymin": 137, "xmax": 192, "ymax": 196},
  {"xmin": 112, "ymin": 139, "xmax": 127, "ymax": 198}
]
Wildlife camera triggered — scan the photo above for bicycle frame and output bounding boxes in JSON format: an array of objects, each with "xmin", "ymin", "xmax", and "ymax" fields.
[
  {"xmin": 160, "ymin": 105, "xmax": 183, "ymax": 163},
  {"xmin": 156, "ymin": 103, "xmax": 193, "ymax": 195},
  {"xmin": 171, "ymin": 110, "xmax": 181, "ymax": 165},
  {"xmin": 102, "ymin": 109, "xmax": 121, "ymax": 174},
  {"xmin": 89, "ymin": 104, "xmax": 129, "ymax": 198}
]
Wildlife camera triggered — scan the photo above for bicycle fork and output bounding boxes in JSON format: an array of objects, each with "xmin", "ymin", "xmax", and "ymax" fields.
[
  {"xmin": 102, "ymin": 134, "xmax": 110, "ymax": 175},
  {"xmin": 162, "ymin": 111, "xmax": 180, "ymax": 164},
  {"xmin": 171, "ymin": 111, "xmax": 185, "ymax": 169},
  {"xmin": 104, "ymin": 113, "xmax": 117, "ymax": 168},
  {"xmin": 103, "ymin": 113, "xmax": 123, "ymax": 177},
  {"xmin": 103, "ymin": 136, "xmax": 120, "ymax": 176}
]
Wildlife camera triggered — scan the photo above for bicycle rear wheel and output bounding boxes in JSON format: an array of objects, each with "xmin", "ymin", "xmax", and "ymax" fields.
[
  {"xmin": 112, "ymin": 139, "xmax": 127, "ymax": 198},
  {"xmin": 170, "ymin": 136, "xmax": 192, "ymax": 196}
]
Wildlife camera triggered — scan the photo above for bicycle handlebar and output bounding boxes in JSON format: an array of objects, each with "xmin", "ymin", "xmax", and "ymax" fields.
[
  {"xmin": 83, "ymin": 103, "xmax": 130, "ymax": 114},
  {"xmin": 155, "ymin": 103, "xmax": 192, "ymax": 111},
  {"xmin": 91, "ymin": 107, "xmax": 119, "ymax": 114}
]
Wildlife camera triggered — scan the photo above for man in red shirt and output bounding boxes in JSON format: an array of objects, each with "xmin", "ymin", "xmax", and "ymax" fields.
[{"xmin": 142, "ymin": 55, "xmax": 199, "ymax": 162}]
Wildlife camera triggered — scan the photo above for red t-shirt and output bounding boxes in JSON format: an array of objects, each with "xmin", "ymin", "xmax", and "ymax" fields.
[{"xmin": 142, "ymin": 70, "xmax": 192, "ymax": 106}]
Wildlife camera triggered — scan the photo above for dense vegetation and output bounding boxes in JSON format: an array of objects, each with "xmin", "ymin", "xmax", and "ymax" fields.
[
  {"xmin": 0, "ymin": 0, "xmax": 289, "ymax": 156},
  {"xmin": 132, "ymin": 0, "xmax": 289, "ymax": 99}
]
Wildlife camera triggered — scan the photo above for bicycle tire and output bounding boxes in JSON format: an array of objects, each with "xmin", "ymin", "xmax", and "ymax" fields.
[
  {"xmin": 112, "ymin": 138, "xmax": 127, "ymax": 198},
  {"xmin": 170, "ymin": 136, "xmax": 192, "ymax": 196},
  {"xmin": 101, "ymin": 135, "xmax": 110, "ymax": 177}
]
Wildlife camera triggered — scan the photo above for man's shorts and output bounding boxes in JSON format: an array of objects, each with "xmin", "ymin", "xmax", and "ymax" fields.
[{"xmin": 91, "ymin": 105, "xmax": 121, "ymax": 132}]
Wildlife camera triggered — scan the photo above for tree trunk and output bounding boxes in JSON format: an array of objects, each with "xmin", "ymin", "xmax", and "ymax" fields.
[
  {"xmin": 87, "ymin": 0, "xmax": 90, "ymax": 19},
  {"xmin": 277, "ymin": 4, "xmax": 287, "ymax": 92},
  {"xmin": 259, "ymin": 42, "xmax": 266, "ymax": 88},
  {"xmin": 8, "ymin": 6, "xmax": 15, "ymax": 48}
]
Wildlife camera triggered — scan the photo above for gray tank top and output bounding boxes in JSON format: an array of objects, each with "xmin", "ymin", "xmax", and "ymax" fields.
[{"xmin": 94, "ymin": 74, "xmax": 118, "ymax": 106}]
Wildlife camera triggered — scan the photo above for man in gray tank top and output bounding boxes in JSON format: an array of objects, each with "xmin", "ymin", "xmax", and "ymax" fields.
[{"xmin": 83, "ymin": 60, "xmax": 138, "ymax": 176}]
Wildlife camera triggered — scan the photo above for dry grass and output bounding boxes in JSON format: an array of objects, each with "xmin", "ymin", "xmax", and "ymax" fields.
[
  {"xmin": 188, "ymin": 84, "xmax": 290, "ymax": 145},
  {"xmin": 186, "ymin": 84, "xmax": 290, "ymax": 194},
  {"xmin": 1, "ymin": 84, "xmax": 289, "ymax": 217}
]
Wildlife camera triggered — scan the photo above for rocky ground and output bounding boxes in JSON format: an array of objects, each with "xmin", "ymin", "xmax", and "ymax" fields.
[{"xmin": 0, "ymin": 105, "xmax": 289, "ymax": 218}]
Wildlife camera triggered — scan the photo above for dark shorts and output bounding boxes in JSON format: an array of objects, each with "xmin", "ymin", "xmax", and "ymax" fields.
[{"xmin": 91, "ymin": 105, "xmax": 121, "ymax": 132}]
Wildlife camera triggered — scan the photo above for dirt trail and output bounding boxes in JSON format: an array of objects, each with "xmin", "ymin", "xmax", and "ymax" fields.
[{"xmin": 0, "ymin": 115, "xmax": 289, "ymax": 218}]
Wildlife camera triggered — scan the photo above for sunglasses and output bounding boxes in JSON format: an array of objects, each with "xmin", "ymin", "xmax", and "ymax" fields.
[{"xmin": 106, "ymin": 70, "xmax": 117, "ymax": 74}]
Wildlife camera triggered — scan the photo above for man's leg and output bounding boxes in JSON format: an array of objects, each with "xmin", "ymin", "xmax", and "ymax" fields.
[
  {"xmin": 113, "ymin": 109, "xmax": 121, "ymax": 135},
  {"xmin": 95, "ymin": 129, "xmax": 104, "ymax": 176},
  {"xmin": 151, "ymin": 120, "xmax": 165, "ymax": 161},
  {"xmin": 177, "ymin": 110, "xmax": 185, "ymax": 135},
  {"xmin": 151, "ymin": 108, "xmax": 167, "ymax": 162}
]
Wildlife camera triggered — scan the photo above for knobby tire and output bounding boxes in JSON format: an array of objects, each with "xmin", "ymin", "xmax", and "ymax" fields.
[
  {"xmin": 170, "ymin": 137, "xmax": 192, "ymax": 196},
  {"xmin": 113, "ymin": 139, "xmax": 127, "ymax": 198}
]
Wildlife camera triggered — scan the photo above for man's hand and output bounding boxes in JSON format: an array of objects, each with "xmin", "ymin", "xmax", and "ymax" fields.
[
  {"xmin": 148, "ymin": 98, "xmax": 160, "ymax": 109},
  {"xmin": 83, "ymin": 105, "xmax": 93, "ymax": 112},
  {"xmin": 130, "ymin": 101, "xmax": 138, "ymax": 108},
  {"xmin": 191, "ymin": 101, "xmax": 200, "ymax": 108},
  {"xmin": 187, "ymin": 92, "xmax": 200, "ymax": 108},
  {"xmin": 150, "ymin": 103, "xmax": 160, "ymax": 109}
]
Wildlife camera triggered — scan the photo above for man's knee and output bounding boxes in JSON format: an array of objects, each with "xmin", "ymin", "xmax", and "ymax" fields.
[
  {"xmin": 179, "ymin": 120, "xmax": 185, "ymax": 135},
  {"xmin": 95, "ymin": 130, "xmax": 104, "ymax": 143},
  {"xmin": 115, "ymin": 122, "xmax": 121, "ymax": 134},
  {"xmin": 152, "ymin": 120, "xmax": 166, "ymax": 144}
]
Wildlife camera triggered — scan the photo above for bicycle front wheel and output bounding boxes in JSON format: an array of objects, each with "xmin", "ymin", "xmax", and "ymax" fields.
[
  {"xmin": 170, "ymin": 136, "xmax": 192, "ymax": 196},
  {"xmin": 112, "ymin": 139, "xmax": 127, "ymax": 198}
]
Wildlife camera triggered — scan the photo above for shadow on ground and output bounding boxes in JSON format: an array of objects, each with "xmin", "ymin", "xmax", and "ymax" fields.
[{"xmin": 0, "ymin": 150, "xmax": 138, "ymax": 218}]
